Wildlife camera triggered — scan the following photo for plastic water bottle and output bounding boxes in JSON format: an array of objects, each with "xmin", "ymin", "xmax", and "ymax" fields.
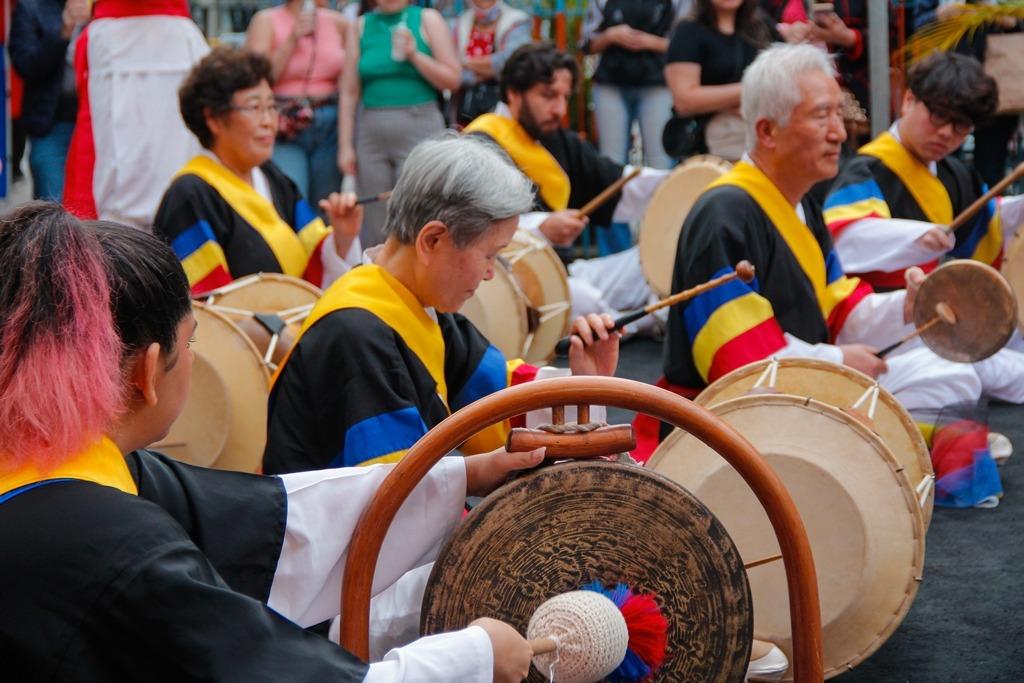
[{"xmin": 391, "ymin": 14, "xmax": 410, "ymax": 62}]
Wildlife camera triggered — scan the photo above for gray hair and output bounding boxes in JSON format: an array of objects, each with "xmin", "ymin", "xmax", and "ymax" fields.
[
  {"xmin": 741, "ymin": 43, "xmax": 837, "ymax": 150},
  {"xmin": 383, "ymin": 132, "xmax": 536, "ymax": 247}
]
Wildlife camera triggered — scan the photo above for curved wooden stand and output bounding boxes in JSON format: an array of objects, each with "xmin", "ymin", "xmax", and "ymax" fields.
[{"xmin": 340, "ymin": 376, "xmax": 824, "ymax": 682}]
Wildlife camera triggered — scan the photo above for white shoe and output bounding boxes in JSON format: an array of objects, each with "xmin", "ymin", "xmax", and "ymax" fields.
[
  {"xmin": 989, "ymin": 432, "xmax": 1013, "ymax": 466},
  {"xmin": 746, "ymin": 639, "xmax": 788, "ymax": 682}
]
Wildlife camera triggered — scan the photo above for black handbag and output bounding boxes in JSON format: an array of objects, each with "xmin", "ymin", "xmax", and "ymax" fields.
[
  {"xmin": 662, "ymin": 112, "xmax": 706, "ymax": 159},
  {"xmin": 457, "ymin": 82, "xmax": 502, "ymax": 125}
]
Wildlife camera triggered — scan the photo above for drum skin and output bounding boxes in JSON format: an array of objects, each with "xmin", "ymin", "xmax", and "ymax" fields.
[
  {"xmin": 154, "ymin": 353, "xmax": 228, "ymax": 468},
  {"xmin": 459, "ymin": 261, "xmax": 530, "ymax": 361},
  {"xmin": 502, "ymin": 230, "xmax": 573, "ymax": 364},
  {"xmin": 421, "ymin": 460, "xmax": 753, "ymax": 683},
  {"xmin": 203, "ymin": 272, "xmax": 322, "ymax": 313},
  {"xmin": 696, "ymin": 358, "xmax": 934, "ymax": 528},
  {"xmin": 638, "ymin": 155, "xmax": 732, "ymax": 298},
  {"xmin": 913, "ymin": 260, "xmax": 1017, "ymax": 362},
  {"xmin": 1004, "ymin": 232, "xmax": 1024, "ymax": 334},
  {"xmin": 649, "ymin": 395, "xmax": 925, "ymax": 680}
]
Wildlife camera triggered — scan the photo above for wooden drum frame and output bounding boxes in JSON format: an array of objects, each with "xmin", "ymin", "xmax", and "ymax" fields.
[{"xmin": 338, "ymin": 376, "xmax": 825, "ymax": 683}]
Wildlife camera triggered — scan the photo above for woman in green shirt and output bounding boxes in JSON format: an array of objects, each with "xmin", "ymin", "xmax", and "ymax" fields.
[{"xmin": 339, "ymin": 0, "xmax": 460, "ymax": 246}]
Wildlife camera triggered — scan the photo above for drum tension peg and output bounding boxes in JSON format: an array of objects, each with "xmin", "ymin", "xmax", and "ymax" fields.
[{"xmin": 253, "ymin": 312, "xmax": 287, "ymax": 335}]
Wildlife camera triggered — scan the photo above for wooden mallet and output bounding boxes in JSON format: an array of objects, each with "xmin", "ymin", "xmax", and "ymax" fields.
[
  {"xmin": 944, "ymin": 161, "xmax": 1024, "ymax": 233},
  {"xmin": 876, "ymin": 302, "xmax": 957, "ymax": 358},
  {"xmin": 555, "ymin": 261, "xmax": 756, "ymax": 356}
]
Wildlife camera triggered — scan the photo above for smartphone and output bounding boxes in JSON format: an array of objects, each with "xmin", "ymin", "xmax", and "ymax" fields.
[{"xmin": 811, "ymin": 2, "xmax": 835, "ymax": 14}]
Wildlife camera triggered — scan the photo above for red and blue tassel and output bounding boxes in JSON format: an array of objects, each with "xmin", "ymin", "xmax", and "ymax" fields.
[{"xmin": 581, "ymin": 581, "xmax": 669, "ymax": 682}]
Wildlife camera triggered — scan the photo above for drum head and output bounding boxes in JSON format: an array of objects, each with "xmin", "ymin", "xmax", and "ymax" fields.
[
  {"xmin": 203, "ymin": 272, "xmax": 321, "ymax": 314},
  {"xmin": 648, "ymin": 395, "xmax": 924, "ymax": 680},
  {"xmin": 502, "ymin": 230, "xmax": 573, "ymax": 364},
  {"xmin": 639, "ymin": 155, "xmax": 732, "ymax": 298},
  {"xmin": 915, "ymin": 260, "xmax": 1017, "ymax": 362},
  {"xmin": 460, "ymin": 261, "xmax": 530, "ymax": 360},
  {"xmin": 181, "ymin": 303, "xmax": 269, "ymax": 472},
  {"xmin": 422, "ymin": 461, "xmax": 752, "ymax": 682},
  {"xmin": 696, "ymin": 358, "xmax": 934, "ymax": 528},
  {"xmin": 154, "ymin": 353, "xmax": 229, "ymax": 468}
]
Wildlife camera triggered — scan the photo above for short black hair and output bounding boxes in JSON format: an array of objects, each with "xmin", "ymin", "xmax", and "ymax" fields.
[
  {"xmin": 907, "ymin": 52, "xmax": 998, "ymax": 127},
  {"xmin": 500, "ymin": 42, "xmax": 579, "ymax": 103},
  {"xmin": 179, "ymin": 46, "xmax": 273, "ymax": 149},
  {"xmin": 88, "ymin": 220, "xmax": 192, "ymax": 359}
]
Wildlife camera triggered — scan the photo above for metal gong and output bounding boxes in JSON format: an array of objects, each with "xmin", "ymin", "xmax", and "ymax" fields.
[
  {"xmin": 914, "ymin": 260, "xmax": 1017, "ymax": 362},
  {"xmin": 420, "ymin": 460, "xmax": 753, "ymax": 682}
]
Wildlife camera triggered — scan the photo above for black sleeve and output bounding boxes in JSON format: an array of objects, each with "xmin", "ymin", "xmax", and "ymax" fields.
[
  {"xmin": 153, "ymin": 174, "xmax": 234, "ymax": 250},
  {"xmin": 9, "ymin": 2, "xmax": 68, "ymax": 83},
  {"xmin": 547, "ymin": 130, "xmax": 625, "ymax": 226},
  {"xmin": 265, "ymin": 309, "xmax": 443, "ymax": 473},
  {"xmin": 88, "ymin": 514, "xmax": 369, "ymax": 682},
  {"xmin": 666, "ymin": 20, "xmax": 706, "ymax": 65},
  {"xmin": 128, "ymin": 450, "xmax": 287, "ymax": 602}
]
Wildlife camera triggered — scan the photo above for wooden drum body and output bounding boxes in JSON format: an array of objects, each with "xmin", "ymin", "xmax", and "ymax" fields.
[
  {"xmin": 649, "ymin": 394, "xmax": 925, "ymax": 680},
  {"xmin": 697, "ymin": 358, "xmax": 935, "ymax": 526},
  {"xmin": 155, "ymin": 303, "xmax": 270, "ymax": 472},
  {"xmin": 638, "ymin": 155, "xmax": 732, "ymax": 298}
]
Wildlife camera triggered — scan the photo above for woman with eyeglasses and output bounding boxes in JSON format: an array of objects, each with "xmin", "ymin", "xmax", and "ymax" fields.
[{"xmin": 153, "ymin": 47, "xmax": 363, "ymax": 296}]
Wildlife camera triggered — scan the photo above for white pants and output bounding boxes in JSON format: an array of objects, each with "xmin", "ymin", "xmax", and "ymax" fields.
[
  {"xmin": 88, "ymin": 17, "xmax": 209, "ymax": 230},
  {"xmin": 568, "ymin": 246, "xmax": 662, "ymax": 335}
]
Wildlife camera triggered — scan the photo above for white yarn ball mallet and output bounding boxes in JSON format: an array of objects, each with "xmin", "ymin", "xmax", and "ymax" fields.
[{"xmin": 526, "ymin": 590, "xmax": 629, "ymax": 683}]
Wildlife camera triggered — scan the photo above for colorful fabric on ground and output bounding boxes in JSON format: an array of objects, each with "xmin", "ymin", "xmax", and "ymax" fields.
[
  {"xmin": 825, "ymin": 131, "xmax": 1003, "ymax": 289},
  {"xmin": 153, "ymin": 157, "xmax": 330, "ymax": 294},
  {"xmin": 264, "ymin": 264, "xmax": 536, "ymax": 472},
  {"xmin": 914, "ymin": 405, "xmax": 1002, "ymax": 508},
  {"xmin": 464, "ymin": 113, "xmax": 571, "ymax": 211},
  {"xmin": 662, "ymin": 166, "xmax": 870, "ymax": 391}
]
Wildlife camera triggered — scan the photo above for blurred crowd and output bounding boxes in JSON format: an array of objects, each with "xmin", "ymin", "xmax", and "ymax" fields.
[{"xmin": 6, "ymin": 0, "xmax": 1022, "ymax": 237}]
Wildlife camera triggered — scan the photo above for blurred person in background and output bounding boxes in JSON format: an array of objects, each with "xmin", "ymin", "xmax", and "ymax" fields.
[
  {"xmin": 247, "ymin": 0, "xmax": 349, "ymax": 210},
  {"xmin": 581, "ymin": 0, "xmax": 690, "ymax": 170},
  {"xmin": 339, "ymin": 0, "xmax": 460, "ymax": 247},
  {"xmin": 452, "ymin": 0, "xmax": 531, "ymax": 126},
  {"xmin": 62, "ymin": 0, "xmax": 209, "ymax": 229},
  {"xmin": 663, "ymin": 0, "xmax": 781, "ymax": 161},
  {"xmin": 9, "ymin": 0, "xmax": 88, "ymax": 201}
]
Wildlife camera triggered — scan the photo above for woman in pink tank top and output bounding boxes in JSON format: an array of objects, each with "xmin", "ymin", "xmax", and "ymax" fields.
[{"xmin": 246, "ymin": 0, "xmax": 348, "ymax": 208}]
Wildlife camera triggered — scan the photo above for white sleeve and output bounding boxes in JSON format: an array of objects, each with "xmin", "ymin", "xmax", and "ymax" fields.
[
  {"xmin": 320, "ymin": 232, "xmax": 364, "ymax": 288},
  {"xmin": 611, "ymin": 166, "xmax": 669, "ymax": 224},
  {"xmin": 363, "ymin": 626, "xmax": 493, "ymax": 683},
  {"xmin": 266, "ymin": 457, "xmax": 466, "ymax": 628},
  {"xmin": 833, "ymin": 217, "xmax": 947, "ymax": 274},
  {"xmin": 519, "ymin": 212, "xmax": 551, "ymax": 240},
  {"xmin": 999, "ymin": 195, "xmax": 1024, "ymax": 241},
  {"xmin": 835, "ymin": 290, "xmax": 912, "ymax": 347},
  {"xmin": 775, "ymin": 333, "xmax": 844, "ymax": 364}
]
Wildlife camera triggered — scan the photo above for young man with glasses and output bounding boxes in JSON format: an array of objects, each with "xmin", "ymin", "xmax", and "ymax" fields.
[
  {"xmin": 823, "ymin": 51, "xmax": 1024, "ymax": 291},
  {"xmin": 822, "ymin": 51, "xmax": 1024, "ymax": 414}
]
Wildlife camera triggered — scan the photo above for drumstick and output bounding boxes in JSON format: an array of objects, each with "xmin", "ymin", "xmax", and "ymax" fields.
[
  {"xmin": 554, "ymin": 261, "xmax": 756, "ymax": 356},
  {"xmin": 744, "ymin": 553, "xmax": 783, "ymax": 570},
  {"xmin": 944, "ymin": 161, "xmax": 1024, "ymax": 233},
  {"xmin": 876, "ymin": 302, "xmax": 957, "ymax": 358},
  {"xmin": 355, "ymin": 190, "xmax": 392, "ymax": 205},
  {"xmin": 576, "ymin": 167, "xmax": 642, "ymax": 218}
]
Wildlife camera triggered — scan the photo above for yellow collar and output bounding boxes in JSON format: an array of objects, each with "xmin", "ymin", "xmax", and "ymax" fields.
[
  {"xmin": 0, "ymin": 436, "xmax": 138, "ymax": 498},
  {"xmin": 709, "ymin": 161, "xmax": 859, "ymax": 321},
  {"xmin": 274, "ymin": 264, "xmax": 450, "ymax": 404},
  {"xmin": 858, "ymin": 132, "xmax": 953, "ymax": 225},
  {"xmin": 464, "ymin": 113, "xmax": 571, "ymax": 211},
  {"xmin": 177, "ymin": 155, "xmax": 311, "ymax": 276}
]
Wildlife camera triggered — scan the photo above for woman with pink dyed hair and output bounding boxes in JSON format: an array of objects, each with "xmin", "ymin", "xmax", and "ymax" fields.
[{"xmin": 0, "ymin": 202, "xmax": 540, "ymax": 682}]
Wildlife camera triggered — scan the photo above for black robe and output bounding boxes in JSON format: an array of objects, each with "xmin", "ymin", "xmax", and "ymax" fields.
[{"xmin": 0, "ymin": 450, "xmax": 369, "ymax": 682}]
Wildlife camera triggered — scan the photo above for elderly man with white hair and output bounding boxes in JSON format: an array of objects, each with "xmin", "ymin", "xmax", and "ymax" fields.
[
  {"xmin": 651, "ymin": 43, "xmax": 986, "ymax": 431},
  {"xmin": 264, "ymin": 133, "xmax": 619, "ymax": 475}
]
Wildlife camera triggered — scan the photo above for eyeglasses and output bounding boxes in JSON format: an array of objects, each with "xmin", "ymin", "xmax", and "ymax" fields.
[
  {"xmin": 919, "ymin": 100, "xmax": 973, "ymax": 135},
  {"xmin": 227, "ymin": 103, "xmax": 281, "ymax": 120}
]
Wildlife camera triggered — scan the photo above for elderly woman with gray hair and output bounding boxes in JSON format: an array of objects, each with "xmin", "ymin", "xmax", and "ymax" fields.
[{"xmin": 264, "ymin": 133, "xmax": 619, "ymax": 476}]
